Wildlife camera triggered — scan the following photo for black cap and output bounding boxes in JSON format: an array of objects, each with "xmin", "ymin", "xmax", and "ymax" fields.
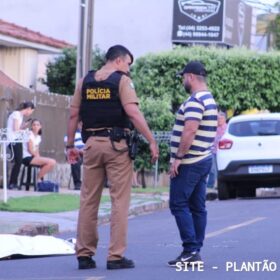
[{"xmin": 177, "ymin": 61, "xmax": 207, "ymax": 77}]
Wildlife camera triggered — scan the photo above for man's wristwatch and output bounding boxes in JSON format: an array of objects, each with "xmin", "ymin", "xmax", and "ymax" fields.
[
  {"xmin": 66, "ymin": 144, "xmax": 75, "ymax": 149},
  {"xmin": 174, "ymin": 154, "xmax": 184, "ymax": 160}
]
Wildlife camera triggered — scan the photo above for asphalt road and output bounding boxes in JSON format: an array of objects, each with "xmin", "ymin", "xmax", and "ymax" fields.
[{"xmin": 1, "ymin": 197, "xmax": 280, "ymax": 280}]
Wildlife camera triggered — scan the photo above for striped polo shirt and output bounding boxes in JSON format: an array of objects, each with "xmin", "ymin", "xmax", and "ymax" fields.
[
  {"xmin": 64, "ymin": 130, "xmax": 84, "ymax": 150},
  {"xmin": 170, "ymin": 90, "xmax": 217, "ymax": 164}
]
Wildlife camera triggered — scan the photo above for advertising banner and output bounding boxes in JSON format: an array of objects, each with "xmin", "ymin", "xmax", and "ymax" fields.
[
  {"xmin": 172, "ymin": 0, "xmax": 224, "ymax": 43},
  {"xmin": 172, "ymin": 0, "xmax": 253, "ymax": 48}
]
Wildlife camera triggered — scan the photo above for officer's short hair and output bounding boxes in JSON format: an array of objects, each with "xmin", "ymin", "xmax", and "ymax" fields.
[{"xmin": 106, "ymin": 45, "xmax": 134, "ymax": 64}]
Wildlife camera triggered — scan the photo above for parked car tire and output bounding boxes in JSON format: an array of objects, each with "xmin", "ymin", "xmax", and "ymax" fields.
[
  {"xmin": 218, "ymin": 180, "xmax": 230, "ymax": 200},
  {"xmin": 228, "ymin": 184, "xmax": 237, "ymax": 199},
  {"xmin": 237, "ymin": 186, "xmax": 256, "ymax": 198}
]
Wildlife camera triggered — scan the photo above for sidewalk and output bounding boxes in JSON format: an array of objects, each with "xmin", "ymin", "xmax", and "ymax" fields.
[
  {"xmin": 0, "ymin": 188, "xmax": 218, "ymax": 236},
  {"xmin": 0, "ymin": 188, "xmax": 170, "ymax": 236}
]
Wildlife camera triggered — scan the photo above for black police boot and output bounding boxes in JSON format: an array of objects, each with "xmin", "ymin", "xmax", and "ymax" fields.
[
  {"xmin": 77, "ymin": 256, "xmax": 96, "ymax": 269},
  {"xmin": 107, "ymin": 257, "xmax": 135, "ymax": 270}
]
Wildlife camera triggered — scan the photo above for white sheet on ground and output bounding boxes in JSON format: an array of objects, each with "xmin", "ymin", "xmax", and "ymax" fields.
[{"xmin": 0, "ymin": 234, "xmax": 75, "ymax": 259}]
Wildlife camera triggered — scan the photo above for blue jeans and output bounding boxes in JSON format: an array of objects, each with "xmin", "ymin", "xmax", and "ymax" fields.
[
  {"xmin": 169, "ymin": 157, "xmax": 212, "ymax": 253},
  {"xmin": 207, "ymin": 154, "xmax": 217, "ymax": 188}
]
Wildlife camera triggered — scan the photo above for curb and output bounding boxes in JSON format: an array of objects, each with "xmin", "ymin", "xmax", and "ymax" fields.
[
  {"xmin": 16, "ymin": 223, "xmax": 59, "ymax": 236},
  {"xmin": 15, "ymin": 200, "xmax": 169, "ymax": 236},
  {"xmin": 13, "ymin": 191, "xmax": 217, "ymax": 236},
  {"xmin": 98, "ymin": 200, "xmax": 169, "ymax": 225}
]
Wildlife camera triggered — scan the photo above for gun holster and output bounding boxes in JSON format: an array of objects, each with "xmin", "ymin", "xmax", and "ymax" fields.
[
  {"xmin": 127, "ymin": 130, "xmax": 139, "ymax": 160},
  {"xmin": 109, "ymin": 127, "xmax": 126, "ymax": 142},
  {"xmin": 109, "ymin": 127, "xmax": 129, "ymax": 153}
]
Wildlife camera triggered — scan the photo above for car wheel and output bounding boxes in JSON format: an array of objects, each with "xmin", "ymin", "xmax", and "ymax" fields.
[
  {"xmin": 237, "ymin": 187, "xmax": 256, "ymax": 198},
  {"xmin": 228, "ymin": 184, "xmax": 237, "ymax": 199},
  {"xmin": 218, "ymin": 180, "xmax": 230, "ymax": 200}
]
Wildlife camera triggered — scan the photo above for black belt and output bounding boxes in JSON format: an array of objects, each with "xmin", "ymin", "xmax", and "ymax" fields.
[
  {"xmin": 89, "ymin": 128, "xmax": 130, "ymax": 152},
  {"xmin": 91, "ymin": 129, "xmax": 111, "ymax": 137},
  {"xmin": 90, "ymin": 129, "xmax": 128, "ymax": 139}
]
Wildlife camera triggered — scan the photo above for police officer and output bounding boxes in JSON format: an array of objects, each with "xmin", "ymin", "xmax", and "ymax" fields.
[{"xmin": 66, "ymin": 45, "xmax": 158, "ymax": 270}]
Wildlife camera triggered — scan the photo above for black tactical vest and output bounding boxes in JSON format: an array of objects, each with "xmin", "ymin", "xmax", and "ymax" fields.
[{"xmin": 79, "ymin": 70, "xmax": 131, "ymax": 130}]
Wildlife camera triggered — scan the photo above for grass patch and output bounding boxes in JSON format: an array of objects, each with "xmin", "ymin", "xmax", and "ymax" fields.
[
  {"xmin": 0, "ymin": 194, "xmax": 111, "ymax": 213},
  {"xmin": 132, "ymin": 187, "xmax": 169, "ymax": 193}
]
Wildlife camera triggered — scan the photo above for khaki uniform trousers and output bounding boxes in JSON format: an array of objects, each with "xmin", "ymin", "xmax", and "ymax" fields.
[{"xmin": 75, "ymin": 136, "xmax": 133, "ymax": 261}]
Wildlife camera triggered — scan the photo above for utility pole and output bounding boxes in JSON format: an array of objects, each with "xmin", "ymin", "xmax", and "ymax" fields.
[{"xmin": 76, "ymin": 0, "xmax": 94, "ymax": 82}]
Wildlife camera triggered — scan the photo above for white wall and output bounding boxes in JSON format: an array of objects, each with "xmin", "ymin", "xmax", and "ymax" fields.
[
  {"xmin": 0, "ymin": 0, "xmax": 174, "ymax": 58},
  {"xmin": 0, "ymin": 47, "xmax": 38, "ymax": 88},
  {"xmin": 19, "ymin": 48, "xmax": 38, "ymax": 89},
  {"xmin": 36, "ymin": 54, "xmax": 54, "ymax": 92},
  {"xmin": 93, "ymin": 0, "xmax": 173, "ymax": 58}
]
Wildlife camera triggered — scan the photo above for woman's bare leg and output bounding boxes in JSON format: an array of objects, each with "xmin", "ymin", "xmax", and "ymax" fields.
[{"xmin": 30, "ymin": 157, "xmax": 56, "ymax": 180}]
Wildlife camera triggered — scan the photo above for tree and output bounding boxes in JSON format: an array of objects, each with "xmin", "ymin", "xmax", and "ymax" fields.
[
  {"xmin": 43, "ymin": 46, "xmax": 105, "ymax": 95},
  {"xmin": 44, "ymin": 48, "xmax": 76, "ymax": 95}
]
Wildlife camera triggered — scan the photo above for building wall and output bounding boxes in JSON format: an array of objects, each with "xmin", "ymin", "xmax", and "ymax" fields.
[
  {"xmin": 0, "ymin": 48, "xmax": 21, "ymax": 81},
  {"xmin": 0, "ymin": 85, "xmax": 72, "ymax": 188},
  {"xmin": 0, "ymin": 0, "xmax": 175, "ymax": 92},
  {"xmin": 19, "ymin": 48, "xmax": 38, "ymax": 89},
  {"xmin": 0, "ymin": 0, "xmax": 174, "ymax": 58},
  {"xmin": 0, "ymin": 0, "xmax": 264, "ymax": 93},
  {"xmin": 0, "ymin": 0, "xmax": 263, "ymax": 60},
  {"xmin": 93, "ymin": 0, "xmax": 173, "ymax": 58},
  {"xmin": 36, "ymin": 54, "xmax": 53, "ymax": 92},
  {"xmin": 0, "ymin": 47, "xmax": 38, "ymax": 89},
  {"xmin": 0, "ymin": 48, "xmax": 3, "ymax": 69},
  {"xmin": 0, "ymin": 85, "xmax": 71, "ymax": 162}
]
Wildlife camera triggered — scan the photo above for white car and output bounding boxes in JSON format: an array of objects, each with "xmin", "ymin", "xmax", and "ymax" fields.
[{"xmin": 217, "ymin": 113, "xmax": 280, "ymax": 200}]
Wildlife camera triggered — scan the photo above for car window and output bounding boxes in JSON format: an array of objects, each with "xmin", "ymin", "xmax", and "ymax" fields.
[{"xmin": 229, "ymin": 120, "xmax": 280, "ymax": 137}]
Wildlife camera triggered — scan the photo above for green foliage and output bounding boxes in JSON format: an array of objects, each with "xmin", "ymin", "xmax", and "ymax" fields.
[
  {"xmin": 92, "ymin": 46, "xmax": 106, "ymax": 69},
  {"xmin": 134, "ymin": 96, "xmax": 174, "ymax": 172},
  {"xmin": 131, "ymin": 46, "xmax": 280, "ymax": 172},
  {"xmin": 44, "ymin": 48, "xmax": 77, "ymax": 95},
  {"xmin": 132, "ymin": 187, "xmax": 169, "ymax": 193},
  {"xmin": 44, "ymin": 46, "xmax": 105, "ymax": 95},
  {"xmin": 132, "ymin": 46, "xmax": 280, "ymax": 114},
  {"xmin": 139, "ymin": 96, "xmax": 174, "ymax": 130},
  {"xmin": 0, "ymin": 194, "xmax": 80, "ymax": 212},
  {"xmin": 0, "ymin": 194, "xmax": 110, "ymax": 213}
]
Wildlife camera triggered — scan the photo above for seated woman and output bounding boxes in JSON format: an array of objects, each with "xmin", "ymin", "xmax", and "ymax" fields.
[{"xmin": 22, "ymin": 119, "xmax": 56, "ymax": 183}]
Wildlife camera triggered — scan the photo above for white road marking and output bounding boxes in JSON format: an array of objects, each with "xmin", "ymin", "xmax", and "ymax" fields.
[{"xmin": 206, "ymin": 217, "xmax": 267, "ymax": 238}]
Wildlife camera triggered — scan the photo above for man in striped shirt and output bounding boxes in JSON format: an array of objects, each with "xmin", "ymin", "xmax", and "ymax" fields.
[{"xmin": 168, "ymin": 61, "xmax": 217, "ymax": 267}]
